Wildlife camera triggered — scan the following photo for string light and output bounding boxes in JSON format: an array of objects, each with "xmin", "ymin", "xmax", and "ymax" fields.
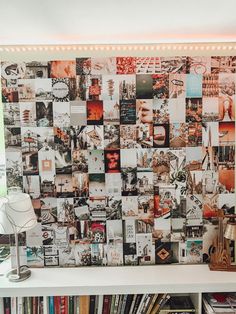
[{"xmin": 0, "ymin": 44, "xmax": 235, "ymax": 52}]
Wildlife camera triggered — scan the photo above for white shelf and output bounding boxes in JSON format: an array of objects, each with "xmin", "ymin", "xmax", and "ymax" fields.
[{"xmin": 0, "ymin": 259, "xmax": 236, "ymax": 297}]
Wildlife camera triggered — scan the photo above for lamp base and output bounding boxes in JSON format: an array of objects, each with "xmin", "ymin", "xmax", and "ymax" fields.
[
  {"xmin": 209, "ymin": 263, "xmax": 236, "ymax": 272},
  {"xmin": 7, "ymin": 265, "xmax": 31, "ymax": 282}
]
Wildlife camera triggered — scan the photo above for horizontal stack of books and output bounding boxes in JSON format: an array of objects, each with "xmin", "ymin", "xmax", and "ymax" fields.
[
  {"xmin": 1, "ymin": 294, "xmax": 196, "ymax": 314},
  {"xmin": 203, "ymin": 293, "xmax": 236, "ymax": 314}
]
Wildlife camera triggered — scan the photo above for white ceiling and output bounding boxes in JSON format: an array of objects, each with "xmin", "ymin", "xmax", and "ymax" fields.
[{"xmin": 0, "ymin": 0, "xmax": 236, "ymax": 45}]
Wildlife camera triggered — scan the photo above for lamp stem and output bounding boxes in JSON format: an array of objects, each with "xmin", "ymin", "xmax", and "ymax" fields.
[{"xmin": 14, "ymin": 232, "xmax": 20, "ymax": 278}]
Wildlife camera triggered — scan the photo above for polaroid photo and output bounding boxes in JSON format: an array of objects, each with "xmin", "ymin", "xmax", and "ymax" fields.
[
  {"xmin": 88, "ymin": 197, "xmax": 106, "ymax": 221},
  {"xmin": 36, "ymin": 101, "xmax": 53, "ymax": 127},
  {"xmin": 55, "ymin": 174, "xmax": 74, "ymax": 198},
  {"xmin": 202, "ymin": 74, "xmax": 219, "ymax": 97},
  {"xmin": 168, "ymin": 99, "xmax": 186, "ymax": 123},
  {"xmin": 76, "ymin": 58, "xmax": 91, "ymax": 75},
  {"xmin": 25, "ymin": 61, "xmax": 48, "ymax": 79},
  {"xmin": 89, "ymin": 173, "xmax": 105, "ymax": 197},
  {"xmin": 187, "ymin": 122, "xmax": 202, "ymax": 147},
  {"xmin": 186, "ymin": 240, "xmax": 203, "ymax": 264},
  {"xmin": 105, "ymin": 173, "xmax": 122, "ymax": 195},
  {"xmin": 136, "ymin": 124, "xmax": 153, "ymax": 148},
  {"xmin": 202, "ymin": 98, "xmax": 219, "ymax": 122},
  {"xmin": 106, "ymin": 195, "xmax": 122, "ymax": 220},
  {"xmin": 35, "ymin": 78, "xmax": 52, "ymax": 100},
  {"xmin": 153, "ymin": 217, "xmax": 171, "ymax": 242},
  {"xmin": 104, "ymin": 125, "xmax": 120, "ymax": 149},
  {"xmin": 41, "ymin": 197, "xmax": 57, "ymax": 225},
  {"xmin": 101, "ymin": 75, "xmax": 119, "ymax": 101},
  {"xmin": 122, "ymin": 196, "xmax": 138, "ymax": 220},
  {"xmin": 18, "ymin": 79, "xmax": 35, "ymax": 101},
  {"xmin": 136, "ymin": 74, "xmax": 153, "ymax": 99},
  {"xmin": 186, "ymin": 98, "xmax": 202, "ymax": 122},
  {"xmin": 153, "ymin": 74, "xmax": 169, "ymax": 99},
  {"xmin": 121, "ymin": 168, "xmax": 137, "ymax": 196},
  {"xmin": 169, "ymin": 73, "xmax": 186, "ymax": 98},
  {"xmin": 91, "ymin": 57, "xmax": 116, "ymax": 75},
  {"xmin": 160, "ymin": 57, "xmax": 186, "ymax": 74},
  {"xmin": 116, "ymin": 57, "xmax": 136, "ymax": 74},
  {"xmin": 27, "ymin": 246, "xmax": 44, "ymax": 267},
  {"xmin": 186, "ymin": 57, "xmax": 211, "ymax": 75},
  {"xmin": 3, "ymin": 102, "xmax": 20, "ymax": 126},
  {"xmin": 136, "ymin": 57, "xmax": 161, "ymax": 74},
  {"xmin": 72, "ymin": 173, "xmax": 89, "ymax": 197},
  {"xmin": 137, "ymin": 148, "xmax": 153, "ymax": 172},
  {"xmin": 153, "ymin": 124, "xmax": 170, "ymax": 148},
  {"xmin": 86, "ymin": 125, "xmax": 104, "ymax": 149},
  {"xmin": 106, "ymin": 243, "xmax": 123, "ymax": 266},
  {"xmin": 186, "ymin": 74, "xmax": 202, "ymax": 98},
  {"xmin": 49, "ymin": 60, "xmax": 76, "ymax": 78},
  {"xmin": 91, "ymin": 243, "xmax": 107, "ymax": 266},
  {"xmin": 56, "ymin": 198, "xmax": 74, "ymax": 223},
  {"xmin": 88, "ymin": 150, "xmax": 104, "ymax": 173},
  {"xmin": 72, "ymin": 149, "xmax": 88, "ymax": 173},
  {"xmin": 124, "ymin": 219, "xmax": 136, "ymax": 243},
  {"xmin": 74, "ymin": 197, "xmax": 90, "ymax": 220},
  {"xmin": 120, "ymin": 125, "xmax": 137, "ymax": 149},
  {"xmin": 106, "ymin": 220, "xmax": 123, "ymax": 244},
  {"xmin": 153, "ymin": 99, "xmax": 169, "ymax": 124},
  {"xmin": 103, "ymin": 100, "xmax": 120, "ymax": 125},
  {"xmin": 52, "ymin": 78, "xmax": 70, "ymax": 102}
]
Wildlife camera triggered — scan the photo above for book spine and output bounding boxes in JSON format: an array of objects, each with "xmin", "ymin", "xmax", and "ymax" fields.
[
  {"xmin": 113, "ymin": 295, "xmax": 120, "ymax": 314},
  {"xmin": 117, "ymin": 295, "xmax": 124, "ymax": 314},
  {"xmin": 141, "ymin": 294, "xmax": 152, "ymax": 314},
  {"xmin": 0, "ymin": 298, "xmax": 4, "ymax": 314},
  {"xmin": 132, "ymin": 294, "xmax": 143, "ymax": 314},
  {"xmin": 89, "ymin": 295, "xmax": 96, "ymax": 314},
  {"xmin": 136, "ymin": 294, "xmax": 147, "ymax": 314},
  {"xmin": 97, "ymin": 295, "xmax": 103, "ymax": 314},
  {"xmin": 60, "ymin": 296, "xmax": 66, "ymax": 314},
  {"xmin": 28, "ymin": 297, "xmax": 31, "ymax": 314},
  {"xmin": 110, "ymin": 295, "xmax": 116, "ymax": 314},
  {"xmin": 49, "ymin": 296, "xmax": 54, "ymax": 314},
  {"xmin": 121, "ymin": 294, "xmax": 128, "ymax": 314},
  {"xmin": 124, "ymin": 295, "xmax": 133, "ymax": 314},
  {"xmin": 11, "ymin": 297, "xmax": 17, "ymax": 314},
  {"xmin": 146, "ymin": 294, "xmax": 158, "ymax": 314},
  {"xmin": 64, "ymin": 296, "xmax": 69, "ymax": 314},
  {"xmin": 94, "ymin": 295, "xmax": 99, "ymax": 314},
  {"xmin": 69, "ymin": 296, "xmax": 74, "ymax": 314},
  {"xmin": 102, "ymin": 295, "xmax": 110, "ymax": 314},
  {"xmin": 76, "ymin": 296, "xmax": 80, "ymax": 314},
  {"xmin": 128, "ymin": 294, "xmax": 137, "ymax": 314},
  {"xmin": 54, "ymin": 296, "xmax": 60, "ymax": 314},
  {"xmin": 39, "ymin": 297, "xmax": 44, "ymax": 314},
  {"xmin": 3, "ymin": 297, "xmax": 11, "ymax": 314}
]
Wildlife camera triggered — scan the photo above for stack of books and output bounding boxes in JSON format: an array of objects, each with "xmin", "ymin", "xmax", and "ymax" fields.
[
  {"xmin": 1, "ymin": 294, "xmax": 196, "ymax": 314},
  {"xmin": 203, "ymin": 293, "xmax": 236, "ymax": 313}
]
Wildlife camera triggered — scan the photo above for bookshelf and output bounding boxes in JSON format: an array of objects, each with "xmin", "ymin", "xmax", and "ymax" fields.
[{"xmin": 0, "ymin": 258, "xmax": 236, "ymax": 313}]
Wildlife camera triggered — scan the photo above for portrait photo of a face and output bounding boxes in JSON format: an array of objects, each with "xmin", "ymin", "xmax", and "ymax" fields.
[{"xmin": 136, "ymin": 99, "xmax": 153, "ymax": 124}]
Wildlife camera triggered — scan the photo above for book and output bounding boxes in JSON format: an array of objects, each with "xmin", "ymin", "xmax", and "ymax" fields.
[
  {"xmin": 124, "ymin": 294, "xmax": 134, "ymax": 314},
  {"xmin": 3, "ymin": 297, "xmax": 11, "ymax": 314},
  {"xmin": 114, "ymin": 294, "xmax": 120, "ymax": 314},
  {"xmin": 69, "ymin": 296, "xmax": 74, "ymax": 314},
  {"xmin": 121, "ymin": 294, "xmax": 128, "ymax": 314},
  {"xmin": 146, "ymin": 294, "xmax": 159, "ymax": 314},
  {"xmin": 60, "ymin": 296, "xmax": 66, "ymax": 314},
  {"xmin": 89, "ymin": 295, "xmax": 96, "ymax": 314},
  {"xmin": 54, "ymin": 296, "xmax": 60, "ymax": 314},
  {"xmin": 97, "ymin": 295, "xmax": 104, "ymax": 314},
  {"xmin": 39, "ymin": 297, "xmax": 44, "ymax": 314},
  {"xmin": 136, "ymin": 294, "xmax": 148, "ymax": 314},
  {"xmin": 0, "ymin": 298, "xmax": 4, "ymax": 314},
  {"xmin": 110, "ymin": 295, "xmax": 116, "ymax": 314},
  {"xmin": 49, "ymin": 296, "xmax": 55, "ymax": 314},
  {"xmin": 80, "ymin": 296, "xmax": 90, "ymax": 314},
  {"xmin": 11, "ymin": 297, "xmax": 17, "ymax": 314},
  {"xmin": 129, "ymin": 294, "xmax": 137, "ymax": 314},
  {"xmin": 118, "ymin": 295, "xmax": 125, "ymax": 314},
  {"xmin": 75, "ymin": 296, "xmax": 80, "ymax": 314},
  {"xmin": 102, "ymin": 295, "xmax": 112, "ymax": 314},
  {"xmin": 141, "ymin": 294, "xmax": 155, "ymax": 314},
  {"xmin": 132, "ymin": 294, "xmax": 143, "ymax": 314},
  {"xmin": 150, "ymin": 294, "xmax": 170, "ymax": 314}
]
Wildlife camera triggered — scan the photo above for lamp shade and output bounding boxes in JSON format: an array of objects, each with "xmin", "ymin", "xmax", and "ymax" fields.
[
  {"xmin": 0, "ymin": 193, "xmax": 37, "ymax": 234},
  {"xmin": 224, "ymin": 222, "xmax": 236, "ymax": 241}
]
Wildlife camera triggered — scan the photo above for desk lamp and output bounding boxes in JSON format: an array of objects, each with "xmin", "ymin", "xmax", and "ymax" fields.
[
  {"xmin": 209, "ymin": 209, "xmax": 236, "ymax": 271},
  {"xmin": 0, "ymin": 187, "xmax": 37, "ymax": 282}
]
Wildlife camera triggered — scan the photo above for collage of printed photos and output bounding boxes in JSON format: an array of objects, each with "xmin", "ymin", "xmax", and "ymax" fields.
[{"xmin": 1, "ymin": 56, "xmax": 235, "ymax": 268}]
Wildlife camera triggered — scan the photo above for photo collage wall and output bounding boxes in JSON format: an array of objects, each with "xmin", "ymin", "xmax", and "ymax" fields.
[{"xmin": 1, "ymin": 56, "xmax": 235, "ymax": 267}]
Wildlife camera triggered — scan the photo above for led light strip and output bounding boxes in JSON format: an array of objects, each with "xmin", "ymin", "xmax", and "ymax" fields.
[{"xmin": 0, "ymin": 43, "xmax": 236, "ymax": 52}]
